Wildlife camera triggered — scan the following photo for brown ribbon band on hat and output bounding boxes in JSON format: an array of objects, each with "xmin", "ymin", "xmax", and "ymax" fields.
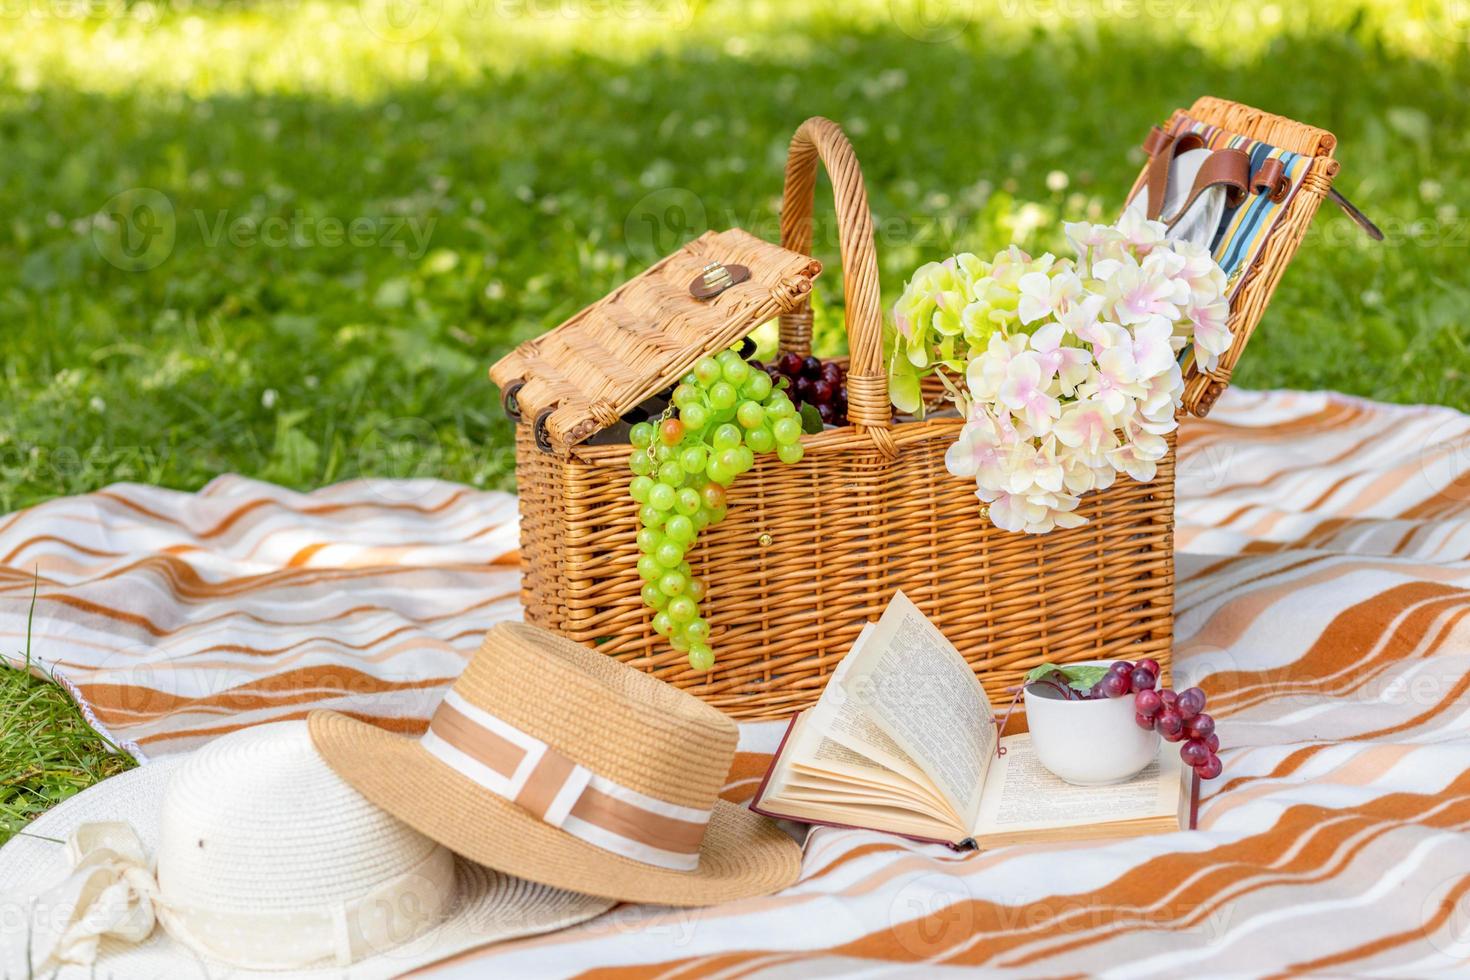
[
  {"xmin": 429, "ymin": 700, "xmax": 524, "ymax": 778},
  {"xmin": 514, "ymin": 745, "xmax": 578, "ymax": 821},
  {"xmin": 571, "ymin": 786, "xmax": 709, "ymax": 854},
  {"xmin": 422, "ymin": 691, "xmax": 711, "ymax": 870}
]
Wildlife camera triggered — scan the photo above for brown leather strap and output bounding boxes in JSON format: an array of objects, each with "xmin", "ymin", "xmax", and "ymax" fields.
[
  {"xmin": 1327, "ymin": 187, "xmax": 1384, "ymax": 241},
  {"xmin": 1252, "ymin": 157, "xmax": 1288, "ymax": 202},
  {"xmin": 1141, "ymin": 125, "xmax": 1171, "ymax": 157},
  {"xmin": 1143, "ymin": 134, "xmax": 1177, "ymax": 220},
  {"xmin": 1164, "ymin": 147, "xmax": 1250, "ymax": 228},
  {"xmin": 1143, "ymin": 127, "xmax": 1207, "ymax": 220}
]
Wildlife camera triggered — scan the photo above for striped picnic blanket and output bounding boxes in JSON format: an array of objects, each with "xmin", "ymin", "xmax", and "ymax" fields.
[{"xmin": 5, "ymin": 388, "xmax": 1470, "ymax": 976}]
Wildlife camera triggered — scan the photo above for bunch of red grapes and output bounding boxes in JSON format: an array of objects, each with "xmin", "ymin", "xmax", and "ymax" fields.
[
  {"xmin": 1035, "ymin": 659, "xmax": 1223, "ymax": 780},
  {"xmin": 751, "ymin": 353, "xmax": 848, "ymax": 426},
  {"xmin": 1104, "ymin": 659, "xmax": 1222, "ymax": 780}
]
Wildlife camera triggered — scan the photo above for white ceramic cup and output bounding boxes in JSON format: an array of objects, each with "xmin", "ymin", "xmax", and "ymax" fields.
[{"xmin": 1023, "ymin": 661, "xmax": 1160, "ymax": 785}]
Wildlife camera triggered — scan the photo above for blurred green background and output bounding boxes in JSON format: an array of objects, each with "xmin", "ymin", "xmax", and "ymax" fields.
[{"xmin": 2, "ymin": 0, "xmax": 1467, "ymax": 515}]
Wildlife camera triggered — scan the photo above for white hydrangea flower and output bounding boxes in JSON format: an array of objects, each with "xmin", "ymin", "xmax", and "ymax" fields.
[{"xmin": 904, "ymin": 217, "xmax": 1230, "ymax": 534}]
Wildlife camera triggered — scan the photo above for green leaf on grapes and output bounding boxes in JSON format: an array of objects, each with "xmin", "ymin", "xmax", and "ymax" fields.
[
  {"xmin": 1025, "ymin": 662, "xmax": 1108, "ymax": 692},
  {"xmin": 799, "ymin": 403, "xmax": 824, "ymax": 434}
]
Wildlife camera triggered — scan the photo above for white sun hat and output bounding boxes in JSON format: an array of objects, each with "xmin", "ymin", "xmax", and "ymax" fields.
[{"xmin": 0, "ymin": 721, "xmax": 613, "ymax": 979}]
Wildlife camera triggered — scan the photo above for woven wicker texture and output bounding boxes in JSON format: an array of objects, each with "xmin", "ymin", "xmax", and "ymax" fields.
[
  {"xmin": 489, "ymin": 228, "xmax": 820, "ymax": 454},
  {"xmin": 501, "ymin": 104, "xmax": 1331, "ymax": 719}
]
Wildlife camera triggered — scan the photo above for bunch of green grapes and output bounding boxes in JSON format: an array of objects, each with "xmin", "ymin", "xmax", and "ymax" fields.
[{"xmin": 627, "ymin": 348, "xmax": 807, "ymax": 671}]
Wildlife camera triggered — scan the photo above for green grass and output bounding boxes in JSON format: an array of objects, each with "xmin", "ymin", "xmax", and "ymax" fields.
[
  {"xmin": 0, "ymin": 669, "xmax": 137, "ymax": 843},
  {"xmin": 1, "ymin": 0, "xmax": 1466, "ymax": 840},
  {"xmin": 2, "ymin": 590, "xmax": 134, "ymax": 844}
]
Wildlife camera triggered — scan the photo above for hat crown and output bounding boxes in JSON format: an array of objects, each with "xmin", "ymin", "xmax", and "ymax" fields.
[
  {"xmin": 454, "ymin": 624, "xmax": 738, "ymax": 813},
  {"xmin": 157, "ymin": 721, "xmax": 444, "ymax": 912}
]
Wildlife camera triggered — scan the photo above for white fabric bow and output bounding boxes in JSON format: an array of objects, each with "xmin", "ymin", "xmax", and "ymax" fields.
[
  {"xmin": 28, "ymin": 822, "xmax": 161, "ymax": 971},
  {"xmin": 19, "ymin": 819, "xmax": 459, "ymax": 972}
]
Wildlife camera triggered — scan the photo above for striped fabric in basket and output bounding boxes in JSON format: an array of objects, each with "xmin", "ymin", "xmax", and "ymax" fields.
[
  {"xmin": 4, "ymin": 388, "xmax": 1470, "ymax": 975},
  {"xmin": 1190, "ymin": 123, "xmax": 1316, "ymax": 285},
  {"xmin": 1130, "ymin": 115, "xmax": 1317, "ymax": 384}
]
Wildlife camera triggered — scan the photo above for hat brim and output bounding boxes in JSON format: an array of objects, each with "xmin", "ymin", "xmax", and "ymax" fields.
[
  {"xmin": 309, "ymin": 710, "xmax": 801, "ymax": 907},
  {"xmin": 0, "ymin": 755, "xmax": 613, "ymax": 980}
]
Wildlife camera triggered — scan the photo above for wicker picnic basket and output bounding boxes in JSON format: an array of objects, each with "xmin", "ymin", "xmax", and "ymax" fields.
[{"xmin": 491, "ymin": 97, "xmax": 1348, "ymax": 720}]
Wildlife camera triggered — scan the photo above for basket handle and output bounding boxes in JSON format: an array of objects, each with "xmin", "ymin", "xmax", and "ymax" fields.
[{"xmin": 777, "ymin": 118, "xmax": 892, "ymax": 443}]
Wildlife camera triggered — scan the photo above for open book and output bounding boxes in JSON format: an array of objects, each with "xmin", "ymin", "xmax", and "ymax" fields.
[{"xmin": 751, "ymin": 592, "xmax": 1197, "ymax": 849}]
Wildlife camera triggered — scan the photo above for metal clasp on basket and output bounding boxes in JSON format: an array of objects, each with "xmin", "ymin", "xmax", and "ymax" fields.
[{"xmin": 689, "ymin": 261, "xmax": 750, "ymax": 300}]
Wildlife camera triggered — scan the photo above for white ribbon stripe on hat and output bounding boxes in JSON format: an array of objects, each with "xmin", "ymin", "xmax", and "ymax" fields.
[
  {"xmin": 420, "ymin": 690, "xmax": 712, "ymax": 871},
  {"xmin": 27, "ymin": 821, "xmax": 456, "ymax": 972}
]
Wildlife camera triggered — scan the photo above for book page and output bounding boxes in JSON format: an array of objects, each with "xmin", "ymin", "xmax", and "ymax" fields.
[
  {"xmin": 799, "ymin": 739, "xmax": 954, "ymax": 816},
  {"xmin": 824, "ymin": 694, "xmax": 935, "ymax": 783},
  {"xmin": 837, "ymin": 591, "xmax": 995, "ymax": 827},
  {"xmin": 767, "ymin": 714, "xmax": 935, "ymax": 809},
  {"xmin": 802, "ymin": 623, "xmax": 938, "ymax": 789},
  {"xmin": 972, "ymin": 734, "xmax": 1183, "ymax": 836},
  {"xmin": 783, "ymin": 767, "xmax": 951, "ymax": 816},
  {"xmin": 758, "ymin": 717, "xmax": 964, "ymax": 841}
]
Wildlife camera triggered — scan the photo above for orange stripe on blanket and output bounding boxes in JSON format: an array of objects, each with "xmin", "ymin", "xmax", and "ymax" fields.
[
  {"xmin": 81, "ymin": 667, "xmax": 456, "ymax": 722},
  {"xmin": 1272, "ymin": 872, "xmax": 1470, "ymax": 977},
  {"xmin": 288, "ymin": 542, "xmax": 329, "ymax": 566},
  {"xmin": 1208, "ymin": 582, "xmax": 1470, "ymax": 713},
  {"xmin": 833, "ymin": 791, "xmax": 1470, "ymax": 970}
]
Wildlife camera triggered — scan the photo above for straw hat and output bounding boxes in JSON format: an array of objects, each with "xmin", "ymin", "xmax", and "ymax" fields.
[
  {"xmin": 0, "ymin": 721, "xmax": 612, "ymax": 979},
  {"xmin": 309, "ymin": 622, "xmax": 802, "ymax": 907}
]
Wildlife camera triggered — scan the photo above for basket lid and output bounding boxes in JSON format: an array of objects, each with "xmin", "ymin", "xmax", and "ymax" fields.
[
  {"xmin": 490, "ymin": 228, "xmax": 821, "ymax": 454},
  {"xmin": 1128, "ymin": 97, "xmax": 1341, "ymax": 418}
]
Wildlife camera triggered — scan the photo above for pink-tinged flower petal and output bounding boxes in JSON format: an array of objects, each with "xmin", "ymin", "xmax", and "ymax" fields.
[{"xmin": 1053, "ymin": 399, "xmax": 1115, "ymax": 455}]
